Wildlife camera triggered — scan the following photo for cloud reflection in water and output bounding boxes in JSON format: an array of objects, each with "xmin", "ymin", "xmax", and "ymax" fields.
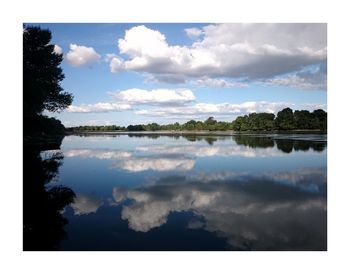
[
  {"xmin": 70, "ymin": 193, "xmax": 103, "ymax": 215},
  {"xmin": 112, "ymin": 168, "xmax": 326, "ymax": 250}
]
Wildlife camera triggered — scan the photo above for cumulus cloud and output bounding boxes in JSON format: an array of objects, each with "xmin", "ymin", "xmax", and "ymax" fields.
[
  {"xmin": 135, "ymin": 101, "xmax": 291, "ymax": 118},
  {"xmin": 108, "ymin": 55, "xmax": 125, "ymax": 72},
  {"xmin": 145, "ymin": 74, "xmax": 187, "ymax": 84},
  {"xmin": 265, "ymin": 62, "xmax": 327, "ymax": 90},
  {"xmin": 110, "ymin": 24, "xmax": 326, "ymax": 83},
  {"xmin": 119, "ymin": 25, "xmax": 170, "ymax": 58},
  {"xmin": 301, "ymin": 103, "xmax": 327, "ymax": 111},
  {"xmin": 66, "ymin": 44, "xmax": 101, "ymax": 67},
  {"xmin": 70, "ymin": 193, "xmax": 103, "ymax": 215},
  {"xmin": 184, "ymin": 27, "xmax": 204, "ymax": 39},
  {"xmin": 108, "ymin": 88, "xmax": 195, "ymax": 106},
  {"xmin": 53, "ymin": 45, "xmax": 62, "ymax": 55},
  {"xmin": 67, "ymin": 102, "xmax": 131, "ymax": 113},
  {"xmin": 195, "ymin": 77, "xmax": 248, "ymax": 88},
  {"xmin": 67, "ymin": 88, "xmax": 196, "ymax": 114}
]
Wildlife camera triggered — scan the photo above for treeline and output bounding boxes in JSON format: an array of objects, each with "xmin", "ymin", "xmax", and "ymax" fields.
[
  {"xmin": 67, "ymin": 108, "xmax": 327, "ymax": 132},
  {"xmin": 232, "ymin": 108, "xmax": 327, "ymax": 131},
  {"xmin": 67, "ymin": 125, "xmax": 126, "ymax": 132}
]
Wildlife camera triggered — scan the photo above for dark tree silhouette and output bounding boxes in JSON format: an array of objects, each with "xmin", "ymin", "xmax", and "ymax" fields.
[
  {"xmin": 23, "ymin": 26, "xmax": 75, "ymax": 250},
  {"xmin": 23, "ymin": 26, "xmax": 73, "ymax": 116},
  {"xmin": 23, "ymin": 25, "xmax": 73, "ymax": 137}
]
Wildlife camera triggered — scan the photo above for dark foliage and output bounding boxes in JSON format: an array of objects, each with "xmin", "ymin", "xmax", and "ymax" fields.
[
  {"xmin": 23, "ymin": 26, "xmax": 75, "ymax": 250},
  {"xmin": 127, "ymin": 124, "xmax": 146, "ymax": 131},
  {"xmin": 23, "ymin": 25, "xmax": 73, "ymax": 137},
  {"xmin": 274, "ymin": 108, "xmax": 295, "ymax": 130},
  {"xmin": 24, "ymin": 115, "xmax": 65, "ymax": 136},
  {"xmin": 24, "ymin": 26, "xmax": 73, "ymax": 116}
]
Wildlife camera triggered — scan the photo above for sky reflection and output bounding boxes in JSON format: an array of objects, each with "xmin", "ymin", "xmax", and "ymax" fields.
[
  {"xmin": 57, "ymin": 134, "xmax": 326, "ymax": 250},
  {"xmin": 112, "ymin": 168, "xmax": 326, "ymax": 250}
]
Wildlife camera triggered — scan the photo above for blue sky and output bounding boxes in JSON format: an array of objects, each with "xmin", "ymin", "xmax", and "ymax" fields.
[{"xmin": 34, "ymin": 23, "xmax": 327, "ymax": 126}]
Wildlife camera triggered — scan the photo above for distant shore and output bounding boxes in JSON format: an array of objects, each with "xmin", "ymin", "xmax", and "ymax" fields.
[{"xmin": 66, "ymin": 129, "xmax": 327, "ymax": 136}]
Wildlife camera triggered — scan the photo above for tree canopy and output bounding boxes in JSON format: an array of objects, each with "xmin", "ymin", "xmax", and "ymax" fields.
[
  {"xmin": 24, "ymin": 26, "xmax": 73, "ymax": 116},
  {"xmin": 24, "ymin": 25, "xmax": 73, "ymax": 136}
]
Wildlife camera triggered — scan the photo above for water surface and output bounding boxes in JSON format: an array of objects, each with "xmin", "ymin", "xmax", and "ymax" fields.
[{"xmin": 25, "ymin": 133, "xmax": 327, "ymax": 251}]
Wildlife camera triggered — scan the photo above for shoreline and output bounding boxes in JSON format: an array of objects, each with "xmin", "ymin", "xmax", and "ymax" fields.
[{"xmin": 65, "ymin": 129, "xmax": 327, "ymax": 137}]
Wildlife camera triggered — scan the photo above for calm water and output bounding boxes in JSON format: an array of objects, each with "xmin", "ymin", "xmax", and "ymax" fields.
[{"xmin": 24, "ymin": 133, "xmax": 327, "ymax": 251}]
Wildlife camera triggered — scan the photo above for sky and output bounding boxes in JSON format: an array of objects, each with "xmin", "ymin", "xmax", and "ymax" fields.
[{"xmin": 34, "ymin": 23, "xmax": 327, "ymax": 127}]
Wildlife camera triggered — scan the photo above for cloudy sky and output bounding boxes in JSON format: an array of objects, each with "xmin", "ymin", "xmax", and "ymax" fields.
[{"xmin": 37, "ymin": 23, "xmax": 327, "ymax": 126}]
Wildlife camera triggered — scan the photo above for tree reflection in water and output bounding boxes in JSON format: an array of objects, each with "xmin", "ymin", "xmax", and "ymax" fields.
[
  {"xmin": 233, "ymin": 135, "xmax": 326, "ymax": 153},
  {"xmin": 23, "ymin": 145, "xmax": 75, "ymax": 251}
]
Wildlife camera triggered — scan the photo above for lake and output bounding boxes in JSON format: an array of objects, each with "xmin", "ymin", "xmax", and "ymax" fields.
[{"xmin": 24, "ymin": 133, "xmax": 327, "ymax": 251}]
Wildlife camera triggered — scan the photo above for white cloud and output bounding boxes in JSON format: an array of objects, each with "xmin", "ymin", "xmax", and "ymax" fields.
[
  {"xmin": 66, "ymin": 43, "xmax": 101, "ymax": 67},
  {"xmin": 265, "ymin": 62, "xmax": 327, "ymax": 90},
  {"xmin": 135, "ymin": 101, "xmax": 291, "ymax": 118},
  {"xmin": 62, "ymin": 119, "xmax": 117, "ymax": 127},
  {"xmin": 53, "ymin": 45, "xmax": 62, "ymax": 55},
  {"xmin": 110, "ymin": 24, "xmax": 326, "ymax": 83},
  {"xmin": 184, "ymin": 27, "xmax": 204, "ymax": 39},
  {"xmin": 301, "ymin": 103, "xmax": 327, "ymax": 111},
  {"xmin": 108, "ymin": 55, "xmax": 125, "ymax": 72},
  {"xmin": 67, "ymin": 102, "xmax": 131, "ymax": 113},
  {"xmin": 65, "ymin": 88, "xmax": 196, "ymax": 114},
  {"xmin": 109, "ymin": 88, "xmax": 195, "ymax": 106},
  {"xmin": 145, "ymin": 74, "xmax": 187, "ymax": 84},
  {"xmin": 119, "ymin": 25, "xmax": 170, "ymax": 58},
  {"xmin": 70, "ymin": 193, "xmax": 103, "ymax": 215},
  {"xmin": 195, "ymin": 77, "xmax": 248, "ymax": 88}
]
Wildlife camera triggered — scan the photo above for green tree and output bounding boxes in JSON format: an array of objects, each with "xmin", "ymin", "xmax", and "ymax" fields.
[
  {"xmin": 232, "ymin": 115, "xmax": 249, "ymax": 131},
  {"xmin": 183, "ymin": 120, "xmax": 197, "ymax": 130},
  {"xmin": 127, "ymin": 125, "xmax": 145, "ymax": 131},
  {"xmin": 313, "ymin": 109, "xmax": 327, "ymax": 130},
  {"xmin": 147, "ymin": 123, "xmax": 161, "ymax": 131},
  {"xmin": 204, "ymin": 117, "xmax": 217, "ymax": 130},
  {"xmin": 294, "ymin": 110, "xmax": 318, "ymax": 129},
  {"xmin": 255, "ymin": 113, "xmax": 275, "ymax": 130},
  {"xmin": 275, "ymin": 108, "xmax": 295, "ymax": 130}
]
